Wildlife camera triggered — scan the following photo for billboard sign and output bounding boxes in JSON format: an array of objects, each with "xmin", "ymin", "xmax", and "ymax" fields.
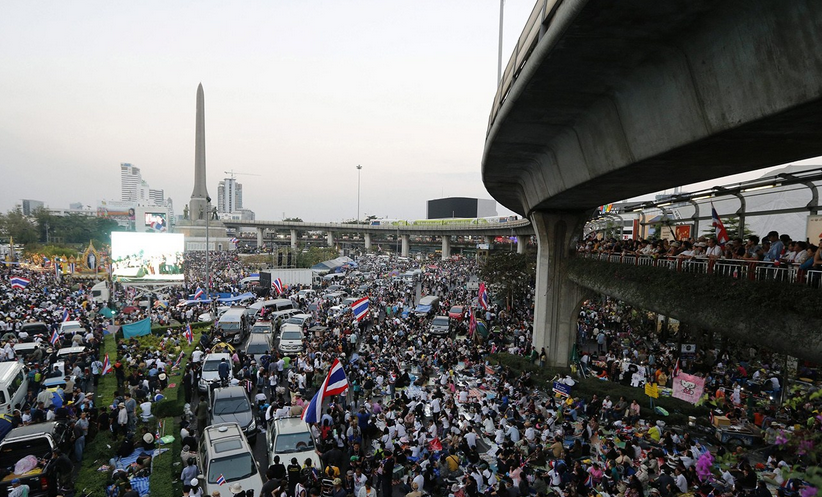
[{"xmin": 111, "ymin": 232, "xmax": 184, "ymax": 281}]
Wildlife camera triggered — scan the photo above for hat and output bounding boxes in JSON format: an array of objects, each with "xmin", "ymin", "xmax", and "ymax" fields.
[
  {"xmin": 333, "ymin": 478, "xmax": 342, "ymax": 486},
  {"xmin": 229, "ymin": 483, "xmax": 244, "ymax": 494},
  {"xmin": 143, "ymin": 433, "xmax": 154, "ymax": 444},
  {"xmin": 159, "ymin": 373, "xmax": 167, "ymax": 380},
  {"xmin": 11, "ymin": 479, "xmax": 20, "ymax": 485},
  {"xmin": 190, "ymin": 478, "xmax": 199, "ymax": 486}
]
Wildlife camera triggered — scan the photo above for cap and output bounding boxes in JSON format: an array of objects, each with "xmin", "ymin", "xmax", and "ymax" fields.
[
  {"xmin": 190, "ymin": 478, "xmax": 199, "ymax": 486},
  {"xmin": 229, "ymin": 483, "xmax": 244, "ymax": 494},
  {"xmin": 11, "ymin": 479, "xmax": 20, "ymax": 485}
]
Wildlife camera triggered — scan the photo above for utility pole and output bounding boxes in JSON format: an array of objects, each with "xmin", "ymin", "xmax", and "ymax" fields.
[
  {"xmin": 497, "ymin": 0, "xmax": 505, "ymax": 83},
  {"xmin": 356, "ymin": 164, "xmax": 363, "ymax": 224}
]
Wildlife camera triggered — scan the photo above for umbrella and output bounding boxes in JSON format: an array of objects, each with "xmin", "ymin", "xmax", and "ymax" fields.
[
  {"xmin": 122, "ymin": 306, "xmax": 139, "ymax": 314},
  {"xmin": 99, "ymin": 307, "xmax": 115, "ymax": 318}
]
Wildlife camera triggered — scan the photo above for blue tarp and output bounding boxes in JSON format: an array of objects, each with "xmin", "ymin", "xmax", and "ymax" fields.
[
  {"xmin": 181, "ymin": 298, "xmax": 212, "ymax": 306},
  {"xmin": 216, "ymin": 292, "xmax": 255, "ymax": 303},
  {"xmin": 414, "ymin": 304, "xmax": 431, "ymax": 314},
  {"xmin": 123, "ymin": 318, "xmax": 151, "ymax": 338}
]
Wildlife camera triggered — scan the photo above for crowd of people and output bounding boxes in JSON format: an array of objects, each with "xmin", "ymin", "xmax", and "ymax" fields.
[{"xmin": 3, "ymin": 245, "xmax": 821, "ymax": 497}]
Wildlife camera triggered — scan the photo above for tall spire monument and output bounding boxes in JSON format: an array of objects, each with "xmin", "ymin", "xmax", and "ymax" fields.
[
  {"xmin": 176, "ymin": 83, "xmax": 229, "ymax": 251},
  {"xmin": 189, "ymin": 83, "xmax": 210, "ymax": 220}
]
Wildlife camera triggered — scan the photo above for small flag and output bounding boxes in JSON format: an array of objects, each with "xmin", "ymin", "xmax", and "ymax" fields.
[
  {"xmin": 68, "ymin": 262, "xmax": 76, "ymax": 274},
  {"xmin": 173, "ymin": 351, "xmax": 185, "ymax": 369},
  {"xmin": 185, "ymin": 324, "xmax": 194, "ymax": 345},
  {"xmin": 272, "ymin": 278, "xmax": 284, "ymax": 295},
  {"xmin": 194, "ymin": 287, "xmax": 205, "ymax": 300},
  {"xmin": 711, "ymin": 203, "xmax": 729, "ymax": 246},
  {"xmin": 478, "ymin": 282, "xmax": 489, "ymax": 310},
  {"xmin": 230, "ymin": 237, "xmax": 239, "ymax": 244},
  {"xmin": 55, "ymin": 262, "xmax": 61, "ymax": 280},
  {"xmin": 102, "ymin": 354, "xmax": 113, "ymax": 375},
  {"xmin": 351, "ymin": 297, "xmax": 369, "ymax": 321},
  {"xmin": 62, "ymin": 308, "xmax": 70, "ymax": 322},
  {"xmin": 10, "ymin": 277, "xmax": 30, "ymax": 290},
  {"xmin": 673, "ymin": 358, "xmax": 681, "ymax": 378},
  {"xmin": 49, "ymin": 330, "xmax": 60, "ymax": 346},
  {"xmin": 216, "ymin": 474, "xmax": 227, "ymax": 486}
]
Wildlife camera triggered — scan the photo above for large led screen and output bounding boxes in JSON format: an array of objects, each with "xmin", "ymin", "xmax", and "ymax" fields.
[{"xmin": 111, "ymin": 232, "xmax": 185, "ymax": 281}]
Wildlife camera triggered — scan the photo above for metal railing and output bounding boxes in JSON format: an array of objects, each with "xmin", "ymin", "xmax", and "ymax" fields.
[
  {"xmin": 488, "ymin": 0, "xmax": 562, "ymax": 132},
  {"xmin": 579, "ymin": 252, "xmax": 822, "ymax": 289}
]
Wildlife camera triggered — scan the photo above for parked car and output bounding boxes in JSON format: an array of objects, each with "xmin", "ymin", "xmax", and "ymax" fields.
[
  {"xmin": 243, "ymin": 334, "xmax": 273, "ymax": 357},
  {"xmin": 266, "ymin": 417, "xmax": 321, "ymax": 473},
  {"xmin": 199, "ymin": 423, "xmax": 263, "ymax": 497},
  {"xmin": 276, "ymin": 325, "xmax": 305, "ymax": 356},
  {"xmin": 198, "ymin": 353, "xmax": 233, "ymax": 392},
  {"xmin": 448, "ymin": 306, "xmax": 465, "ymax": 321},
  {"xmin": 428, "ymin": 316, "xmax": 451, "ymax": 336},
  {"xmin": 0, "ymin": 421, "xmax": 72, "ymax": 497},
  {"xmin": 209, "ymin": 386, "xmax": 258, "ymax": 442}
]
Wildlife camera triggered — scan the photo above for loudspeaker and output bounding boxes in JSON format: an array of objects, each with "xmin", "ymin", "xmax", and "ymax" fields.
[{"xmin": 259, "ymin": 272, "xmax": 271, "ymax": 297}]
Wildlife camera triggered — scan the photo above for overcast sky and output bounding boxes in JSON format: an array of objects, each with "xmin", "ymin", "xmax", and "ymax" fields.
[{"xmin": 1, "ymin": 2, "xmax": 818, "ymax": 222}]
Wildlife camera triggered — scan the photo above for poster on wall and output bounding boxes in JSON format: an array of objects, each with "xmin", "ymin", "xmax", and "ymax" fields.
[
  {"xmin": 675, "ymin": 225, "xmax": 692, "ymax": 240},
  {"xmin": 807, "ymin": 215, "xmax": 822, "ymax": 243}
]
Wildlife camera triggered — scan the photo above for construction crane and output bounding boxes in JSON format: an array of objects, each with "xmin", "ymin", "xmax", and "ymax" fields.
[{"xmin": 224, "ymin": 170, "xmax": 261, "ymax": 179}]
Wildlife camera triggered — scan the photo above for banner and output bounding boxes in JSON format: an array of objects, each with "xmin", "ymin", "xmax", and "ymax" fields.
[
  {"xmin": 807, "ymin": 215, "xmax": 822, "ymax": 243},
  {"xmin": 552, "ymin": 382, "xmax": 572, "ymax": 398},
  {"xmin": 672, "ymin": 373, "xmax": 705, "ymax": 405},
  {"xmin": 122, "ymin": 318, "xmax": 151, "ymax": 339},
  {"xmin": 644, "ymin": 383, "xmax": 659, "ymax": 399}
]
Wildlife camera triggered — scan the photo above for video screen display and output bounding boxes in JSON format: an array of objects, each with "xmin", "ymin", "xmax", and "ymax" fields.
[
  {"xmin": 144, "ymin": 212, "xmax": 168, "ymax": 232},
  {"xmin": 111, "ymin": 232, "xmax": 185, "ymax": 281}
]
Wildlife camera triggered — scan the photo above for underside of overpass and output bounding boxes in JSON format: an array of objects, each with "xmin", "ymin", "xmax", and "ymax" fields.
[{"xmin": 481, "ymin": 0, "xmax": 822, "ymax": 366}]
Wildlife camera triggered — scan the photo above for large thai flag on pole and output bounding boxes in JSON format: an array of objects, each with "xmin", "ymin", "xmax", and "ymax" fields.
[
  {"xmin": 49, "ymin": 329, "xmax": 60, "ymax": 346},
  {"xmin": 194, "ymin": 287, "xmax": 205, "ymax": 300},
  {"xmin": 711, "ymin": 203, "xmax": 729, "ymax": 246},
  {"xmin": 302, "ymin": 358, "xmax": 349, "ymax": 424},
  {"xmin": 61, "ymin": 308, "xmax": 70, "ymax": 322},
  {"xmin": 478, "ymin": 282, "xmax": 489, "ymax": 310},
  {"xmin": 10, "ymin": 277, "xmax": 30, "ymax": 290},
  {"xmin": 272, "ymin": 278, "xmax": 284, "ymax": 295},
  {"xmin": 351, "ymin": 297, "xmax": 369, "ymax": 321}
]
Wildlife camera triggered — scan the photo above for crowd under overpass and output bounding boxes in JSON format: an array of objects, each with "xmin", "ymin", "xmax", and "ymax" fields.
[
  {"xmin": 221, "ymin": 219, "xmax": 535, "ymax": 258},
  {"xmin": 482, "ymin": 0, "xmax": 822, "ymax": 366}
]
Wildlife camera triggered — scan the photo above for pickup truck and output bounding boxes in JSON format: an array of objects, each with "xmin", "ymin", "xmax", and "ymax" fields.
[{"xmin": 0, "ymin": 421, "xmax": 72, "ymax": 497}]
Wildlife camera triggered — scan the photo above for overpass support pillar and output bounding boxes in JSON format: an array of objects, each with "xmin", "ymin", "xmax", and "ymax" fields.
[
  {"xmin": 290, "ymin": 229, "xmax": 298, "ymax": 249},
  {"xmin": 401, "ymin": 235, "xmax": 410, "ymax": 258},
  {"xmin": 531, "ymin": 211, "xmax": 589, "ymax": 368},
  {"xmin": 483, "ymin": 235, "xmax": 493, "ymax": 246},
  {"xmin": 441, "ymin": 235, "xmax": 451, "ymax": 260},
  {"xmin": 256, "ymin": 228, "xmax": 264, "ymax": 247},
  {"xmin": 327, "ymin": 231, "xmax": 335, "ymax": 247},
  {"xmin": 517, "ymin": 236, "xmax": 526, "ymax": 254},
  {"xmin": 364, "ymin": 233, "xmax": 372, "ymax": 252}
]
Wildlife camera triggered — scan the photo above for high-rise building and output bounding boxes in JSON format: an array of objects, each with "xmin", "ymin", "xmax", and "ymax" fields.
[
  {"xmin": 217, "ymin": 178, "xmax": 244, "ymax": 213},
  {"xmin": 21, "ymin": 199, "xmax": 44, "ymax": 216},
  {"xmin": 149, "ymin": 189, "xmax": 165, "ymax": 205},
  {"xmin": 120, "ymin": 163, "xmax": 142, "ymax": 202}
]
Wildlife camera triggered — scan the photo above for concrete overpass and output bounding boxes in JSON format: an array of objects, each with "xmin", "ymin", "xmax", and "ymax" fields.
[
  {"xmin": 482, "ymin": 0, "xmax": 822, "ymax": 365},
  {"xmin": 221, "ymin": 219, "xmax": 534, "ymax": 258}
]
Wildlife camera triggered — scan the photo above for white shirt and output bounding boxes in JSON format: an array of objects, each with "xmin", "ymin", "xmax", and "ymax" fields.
[{"xmin": 191, "ymin": 350, "xmax": 203, "ymax": 363}]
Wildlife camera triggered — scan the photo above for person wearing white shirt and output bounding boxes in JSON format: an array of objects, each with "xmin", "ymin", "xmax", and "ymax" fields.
[
  {"xmin": 506, "ymin": 424, "xmax": 520, "ymax": 442},
  {"xmin": 191, "ymin": 349, "xmax": 203, "ymax": 363},
  {"xmin": 705, "ymin": 239, "xmax": 722, "ymax": 258},
  {"xmin": 494, "ymin": 426, "xmax": 505, "ymax": 445},
  {"xmin": 464, "ymin": 428, "xmax": 478, "ymax": 449}
]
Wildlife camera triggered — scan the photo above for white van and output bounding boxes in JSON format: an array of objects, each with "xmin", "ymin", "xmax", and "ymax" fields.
[
  {"xmin": 91, "ymin": 281, "xmax": 110, "ymax": 304},
  {"xmin": 0, "ymin": 363, "xmax": 29, "ymax": 413}
]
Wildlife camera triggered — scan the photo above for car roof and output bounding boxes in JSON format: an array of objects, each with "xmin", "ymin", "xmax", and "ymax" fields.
[
  {"xmin": 57, "ymin": 346, "xmax": 86, "ymax": 355},
  {"xmin": 60, "ymin": 320, "xmax": 83, "ymax": 327},
  {"xmin": 203, "ymin": 423, "xmax": 248, "ymax": 453},
  {"xmin": 288, "ymin": 314, "xmax": 311, "ymax": 320},
  {"xmin": 253, "ymin": 320, "xmax": 272, "ymax": 326},
  {"xmin": 204, "ymin": 352, "xmax": 231, "ymax": 361},
  {"xmin": 212, "ymin": 386, "xmax": 249, "ymax": 400},
  {"xmin": 5, "ymin": 421, "xmax": 61, "ymax": 440},
  {"xmin": 273, "ymin": 417, "xmax": 311, "ymax": 434},
  {"xmin": 247, "ymin": 334, "xmax": 270, "ymax": 344},
  {"xmin": 13, "ymin": 342, "xmax": 40, "ymax": 350},
  {"xmin": 280, "ymin": 324, "xmax": 303, "ymax": 333}
]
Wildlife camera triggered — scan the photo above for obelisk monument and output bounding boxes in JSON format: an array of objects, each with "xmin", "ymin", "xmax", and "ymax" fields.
[
  {"xmin": 189, "ymin": 83, "xmax": 210, "ymax": 221},
  {"xmin": 176, "ymin": 83, "xmax": 229, "ymax": 251}
]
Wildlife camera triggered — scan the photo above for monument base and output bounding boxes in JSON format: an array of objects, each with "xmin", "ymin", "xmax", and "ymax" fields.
[{"xmin": 175, "ymin": 220, "xmax": 232, "ymax": 252}]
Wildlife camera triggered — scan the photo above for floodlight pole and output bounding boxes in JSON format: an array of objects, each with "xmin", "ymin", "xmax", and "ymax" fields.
[{"xmin": 206, "ymin": 196, "xmax": 211, "ymax": 296}]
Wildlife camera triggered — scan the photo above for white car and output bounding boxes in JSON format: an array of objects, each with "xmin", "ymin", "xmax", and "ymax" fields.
[
  {"xmin": 276, "ymin": 325, "xmax": 304, "ymax": 356},
  {"xmin": 198, "ymin": 306, "xmax": 231, "ymax": 323},
  {"xmin": 266, "ymin": 417, "xmax": 321, "ymax": 472},
  {"xmin": 201, "ymin": 423, "xmax": 263, "ymax": 497},
  {"xmin": 198, "ymin": 353, "xmax": 233, "ymax": 392},
  {"xmin": 58, "ymin": 320, "xmax": 85, "ymax": 335}
]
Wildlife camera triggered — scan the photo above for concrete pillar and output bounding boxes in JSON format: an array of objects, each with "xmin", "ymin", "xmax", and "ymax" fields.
[
  {"xmin": 441, "ymin": 235, "xmax": 451, "ymax": 260},
  {"xmin": 483, "ymin": 235, "xmax": 493, "ymax": 246},
  {"xmin": 517, "ymin": 236, "xmax": 526, "ymax": 254},
  {"xmin": 364, "ymin": 233, "xmax": 372, "ymax": 252},
  {"xmin": 290, "ymin": 229, "xmax": 298, "ymax": 249},
  {"xmin": 401, "ymin": 234, "xmax": 410, "ymax": 258},
  {"xmin": 256, "ymin": 228, "xmax": 264, "ymax": 247},
  {"xmin": 327, "ymin": 231, "xmax": 335, "ymax": 247},
  {"xmin": 531, "ymin": 211, "xmax": 590, "ymax": 367}
]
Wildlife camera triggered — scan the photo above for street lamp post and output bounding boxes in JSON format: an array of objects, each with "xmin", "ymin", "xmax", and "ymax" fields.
[
  {"xmin": 205, "ymin": 196, "xmax": 211, "ymax": 296},
  {"xmin": 356, "ymin": 164, "xmax": 362, "ymax": 224}
]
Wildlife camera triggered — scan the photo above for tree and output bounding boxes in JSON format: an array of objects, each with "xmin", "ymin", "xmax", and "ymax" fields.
[
  {"xmin": 480, "ymin": 252, "xmax": 536, "ymax": 309},
  {"xmin": 0, "ymin": 209, "xmax": 39, "ymax": 244},
  {"xmin": 296, "ymin": 246, "xmax": 340, "ymax": 268},
  {"xmin": 702, "ymin": 215, "xmax": 755, "ymax": 240}
]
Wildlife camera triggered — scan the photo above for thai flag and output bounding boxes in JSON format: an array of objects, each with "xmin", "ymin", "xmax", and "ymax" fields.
[
  {"xmin": 173, "ymin": 351, "xmax": 185, "ymax": 369},
  {"xmin": 49, "ymin": 330, "xmax": 60, "ymax": 346},
  {"xmin": 711, "ymin": 203, "xmax": 729, "ymax": 245},
  {"xmin": 302, "ymin": 358, "xmax": 349, "ymax": 424},
  {"xmin": 468, "ymin": 308, "xmax": 477, "ymax": 337},
  {"xmin": 230, "ymin": 237, "xmax": 239, "ymax": 244},
  {"xmin": 185, "ymin": 324, "xmax": 194, "ymax": 345},
  {"xmin": 10, "ymin": 277, "xmax": 29, "ymax": 290},
  {"xmin": 272, "ymin": 278, "xmax": 284, "ymax": 295},
  {"xmin": 194, "ymin": 287, "xmax": 205, "ymax": 300},
  {"xmin": 351, "ymin": 297, "xmax": 369, "ymax": 321},
  {"xmin": 102, "ymin": 353, "xmax": 113, "ymax": 375},
  {"xmin": 216, "ymin": 474, "xmax": 227, "ymax": 486},
  {"xmin": 62, "ymin": 308, "xmax": 70, "ymax": 322},
  {"xmin": 673, "ymin": 358, "xmax": 681, "ymax": 378},
  {"xmin": 68, "ymin": 262, "xmax": 76, "ymax": 274},
  {"xmin": 478, "ymin": 282, "xmax": 489, "ymax": 310}
]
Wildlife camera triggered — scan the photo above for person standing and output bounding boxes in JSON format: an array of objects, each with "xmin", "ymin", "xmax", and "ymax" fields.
[
  {"xmin": 123, "ymin": 392, "xmax": 137, "ymax": 434},
  {"xmin": 91, "ymin": 357, "xmax": 103, "ymax": 388},
  {"xmin": 196, "ymin": 396, "xmax": 209, "ymax": 431},
  {"xmin": 74, "ymin": 411, "xmax": 89, "ymax": 462}
]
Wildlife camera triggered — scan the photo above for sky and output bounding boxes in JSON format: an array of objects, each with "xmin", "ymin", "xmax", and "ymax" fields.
[{"xmin": 1, "ymin": 2, "xmax": 819, "ymax": 223}]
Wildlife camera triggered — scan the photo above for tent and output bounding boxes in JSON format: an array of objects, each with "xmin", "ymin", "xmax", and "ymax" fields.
[
  {"xmin": 311, "ymin": 256, "xmax": 354, "ymax": 273},
  {"xmin": 414, "ymin": 304, "xmax": 431, "ymax": 314},
  {"xmin": 98, "ymin": 307, "xmax": 115, "ymax": 318}
]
